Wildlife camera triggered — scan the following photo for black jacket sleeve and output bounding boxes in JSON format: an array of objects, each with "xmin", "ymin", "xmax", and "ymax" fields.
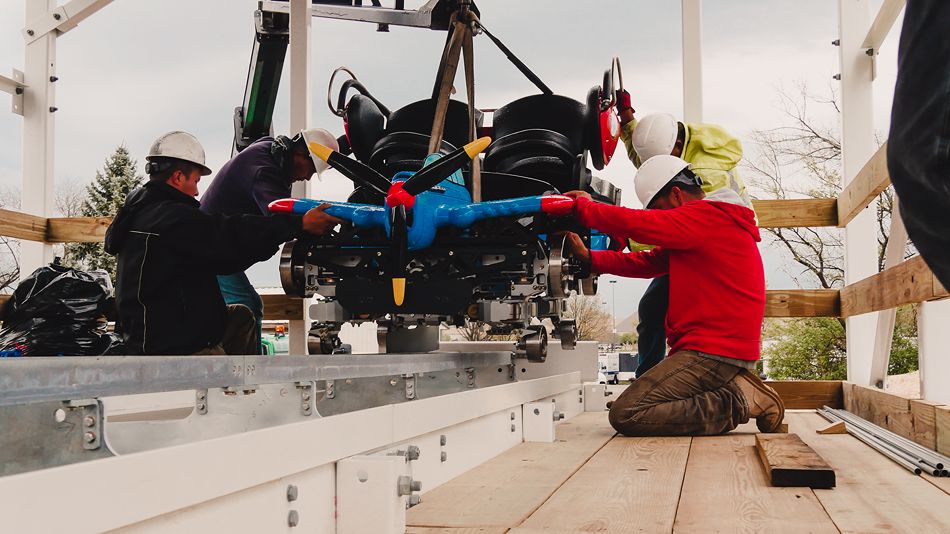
[{"xmin": 162, "ymin": 207, "xmax": 303, "ymax": 275}]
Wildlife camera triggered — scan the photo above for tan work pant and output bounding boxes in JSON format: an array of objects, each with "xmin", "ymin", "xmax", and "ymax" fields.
[{"xmin": 608, "ymin": 350, "xmax": 751, "ymax": 436}]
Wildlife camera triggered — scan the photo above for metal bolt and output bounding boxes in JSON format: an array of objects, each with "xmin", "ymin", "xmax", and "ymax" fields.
[
  {"xmin": 510, "ymin": 412, "xmax": 515, "ymax": 420},
  {"xmin": 521, "ymin": 250, "xmax": 527, "ymax": 255},
  {"xmin": 407, "ymin": 445, "xmax": 421, "ymax": 461},
  {"xmin": 533, "ymin": 408, "xmax": 540, "ymax": 415},
  {"xmin": 302, "ymin": 392, "xmax": 311, "ymax": 401},
  {"xmin": 287, "ymin": 485, "xmax": 298, "ymax": 502},
  {"xmin": 440, "ymin": 434, "xmax": 447, "ymax": 446},
  {"xmin": 410, "ymin": 480, "xmax": 422, "ymax": 492},
  {"xmin": 83, "ymin": 431, "xmax": 96, "ymax": 443},
  {"xmin": 832, "ymin": 73, "xmax": 842, "ymax": 80},
  {"xmin": 49, "ymin": 75, "xmax": 58, "ymax": 82},
  {"xmin": 197, "ymin": 402, "xmax": 206, "ymax": 411},
  {"xmin": 408, "ymin": 494, "xmax": 422, "ymax": 507},
  {"xmin": 510, "ymin": 424, "xmax": 516, "ymax": 432},
  {"xmin": 53, "ymin": 13, "xmax": 62, "ymax": 20},
  {"xmin": 831, "ymin": 39, "xmax": 840, "ymax": 46},
  {"xmin": 441, "ymin": 451, "xmax": 448, "ymax": 462},
  {"xmin": 377, "ymin": 251, "xmax": 383, "ymax": 257},
  {"xmin": 287, "ymin": 510, "xmax": 299, "ymax": 527},
  {"xmin": 302, "ymin": 402, "xmax": 311, "ymax": 411},
  {"xmin": 26, "ymin": 29, "xmax": 34, "ymax": 36},
  {"xmin": 15, "ymin": 88, "xmax": 23, "ymax": 95},
  {"xmin": 49, "ymin": 106, "xmax": 58, "ymax": 112},
  {"xmin": 448, "ymin": 250, "xmax": 454, "ymax": 256},
  {"xmin": 197, "ymin": 392, "xmax": 206, "ymax": 401},
  {"xmin": 83, "ymin": 415, "xmax": 96, "ymax": 427}
]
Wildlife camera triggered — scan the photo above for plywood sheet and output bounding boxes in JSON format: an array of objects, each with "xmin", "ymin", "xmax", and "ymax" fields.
[
  {"xmin": 407, "ymin": 413, "xmax": 615, "ymax": 529},
  {"xmin": 673, "ymin": 433, "xmax": 838, "ymax": 534},
  {"xmin": 787, "ymin": 412, "xmax": 950, "ymax": 533},
  {"xmin": 515, "ymin": 436, "xmax": 689, "ymax": 533}
]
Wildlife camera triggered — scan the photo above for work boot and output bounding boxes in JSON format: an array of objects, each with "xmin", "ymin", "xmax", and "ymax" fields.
[{"xmin": 734, "ymin": 370, "xmax": 785, "ymax": 432}]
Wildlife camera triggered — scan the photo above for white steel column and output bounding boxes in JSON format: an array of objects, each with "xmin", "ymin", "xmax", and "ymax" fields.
[
  {"xmin": 918, "ymin": 299, "xmax": 950, "ymax": 404},
  {"xmin": 288, "ymin": 0, "xmax": 312, "ymax": 354},
  {"xmin": 681, "ymin": 0, "xmax": 703, "ymax": 123},
  {"xmin": 19, "ymin": 0, "xmax": 58, "ymax": 274},
  {"xmin": 838, "ymin": 0, "xmax": 878, "ymax": 385}
]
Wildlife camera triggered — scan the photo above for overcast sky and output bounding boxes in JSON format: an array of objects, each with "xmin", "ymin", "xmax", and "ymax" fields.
[{"xmin": 0, "ymin": 0, "xmax": 901, "ymax": 322}]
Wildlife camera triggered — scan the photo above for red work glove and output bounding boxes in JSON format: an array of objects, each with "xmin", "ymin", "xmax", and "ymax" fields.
[{"xmin": 615, "ymin": 89, "xmax": 634, "ymax": 114}]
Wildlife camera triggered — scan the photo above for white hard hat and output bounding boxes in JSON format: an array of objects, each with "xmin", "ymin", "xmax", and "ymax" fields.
[
  {"xmin": 634, "ymin": 155, "xmax": 692, "ymax": 208},
  {"xmin": 632, "ymin": 113, "xmax": 680, "ymax": 162},
  {"xmin": 300, "ymin": 128, "xmax": 339, "ymax": 177},
  {"xmin": 146, "ymin": 131, "xmax": 212, "ymax": 176}
]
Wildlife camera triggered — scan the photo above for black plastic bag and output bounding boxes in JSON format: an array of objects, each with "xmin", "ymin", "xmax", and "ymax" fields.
[{"xmin": 0, "ymin": 263, "xmax": 124, "ymax": 356}]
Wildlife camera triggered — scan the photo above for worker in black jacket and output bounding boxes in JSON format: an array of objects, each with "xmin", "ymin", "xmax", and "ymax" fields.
[{"xmin": 104, "ymin": 131, "xmax": 341, "ymax": 355}]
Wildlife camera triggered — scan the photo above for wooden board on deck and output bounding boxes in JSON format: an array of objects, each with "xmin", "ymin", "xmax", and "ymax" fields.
[
  {"xmin": 513, "ymin": 436, "xmax": 690, "ymax": 533},
  {"xmin": 406, "ymin": 413, "xmax": 615, "ymax": 530},
  {"xmin": 765, "ymin": 380, "xmax": 843, "ymax": 409},
  {"xmin": 753, "ymin": 198, "xmax": 837, "ymax": 228},
  {"xmin": 673, "ymin": 433, "xmax": 839, "ymax": 534},
  {"xmin": 787, "ymin": 411, "xmax": 950, "ymax": 533},
  {"xmin": 407, "ymin": 528, "xmax": 507, "ymax": 534},
  {"xmin": 755, "ymin": 433, "xmax": 835, "ymax": 488}
]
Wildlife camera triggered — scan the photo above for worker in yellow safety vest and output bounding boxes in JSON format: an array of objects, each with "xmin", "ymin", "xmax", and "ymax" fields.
[{"xmin": 615, "ymin": 90, "xmax": 754, "ymax": 379}]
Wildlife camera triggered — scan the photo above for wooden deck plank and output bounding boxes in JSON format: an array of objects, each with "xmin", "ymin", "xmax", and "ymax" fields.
[
  {"xmin": 512, "ymin": 436, "xmax": 690, "ymax": 533},
  {"xmin": 406, "ymin": 413, "xmax": 615, "ymax": 529},
  {"xmin": 765, "ymin": 380, "xmax": 843, "ymax": 409},
  {"xmin": 407, "ymin": 528, "xmax": 508, "ymax": 534},
  {"xmin": 673, "ymin": 432, "xmax": 838, "ymax": 534},
  {"xmin": 755, "ymin": 433, "xmax": 835, "ymax": 488},
  {"xmin": 787, "ymin": 411, "xmax": 950, "ymax": 533}
]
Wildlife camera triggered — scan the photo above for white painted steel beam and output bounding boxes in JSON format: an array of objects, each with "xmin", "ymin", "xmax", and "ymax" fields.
[
  {"xmin": 20, "ymin": 0, "xmax": 58, "ymax": 273},
  {"xmin": 681, "ymin": 0, "xmax": 703, "ymax": 123},
  {"xmin": 288, "ymin": 0, "xmax": 312, "ymax": 353},
  {"xmin": 22, "ymin": 0, "xmax": 113, "ymax": 44},
  {"xmin": 868, "ymin": 199, "xmax": 908, "ymax": 388},
  {"xmin": 918, "ymin": 300, "xmax": 950, "ymax": 405},
  {"xmin": 838, "ymin": 0, "xmax": 879, "ymax": 385},
  {"xmin": 0, "ymin": 70, "xmax": 26, "ymax": 115},
  {"xmin": 862, "ymin": 0, "xmax": 905, "ymax": 51},
  {"xmin": 0, "ymin": 372, "xmax": 580, "ymax": 532}
]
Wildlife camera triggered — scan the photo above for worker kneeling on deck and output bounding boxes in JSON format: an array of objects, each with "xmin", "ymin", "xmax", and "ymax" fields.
[
  {"xmin": 562, "ymin": 155, "xmax": 784, "ymax": 435},
  {"xmin": 104, "ymin": 131, "xmax": 341, "ymax": 355}
]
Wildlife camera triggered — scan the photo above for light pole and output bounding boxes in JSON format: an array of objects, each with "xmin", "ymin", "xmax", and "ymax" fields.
[{"xmin": 609, "ymin": 279, "xmax": 617, "ymax": 347}]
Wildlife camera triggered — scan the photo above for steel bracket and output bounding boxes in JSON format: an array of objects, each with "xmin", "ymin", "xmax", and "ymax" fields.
[
  {"xmin": 403, "ymin": 374, "xmax": 416, "ymax": 400},
  {"xmin": 195, "ymin": 389, "xmax": 208, "ymax": 415},
  {"xmin": 325, "ymin": 379, "xmax": 336, "ymax": 400},
  {"xmin": 67, "ymin": 398, "xmax": 103, "ymax": 450},
  {"xmin": 297, "ymin": 381, "xmax": 315, "ymax": 416}
]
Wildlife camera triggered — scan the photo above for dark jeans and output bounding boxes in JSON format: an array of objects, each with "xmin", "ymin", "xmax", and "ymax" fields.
[
  {"xmin": 888, "ymin": 0, "xmax": 950, "ymax": 290},
  {"xmin": 608, "ymin": 350, "xmax": 750, "ymax": 437},
  {"xmin": 636, "ymin": 275, "xmax": 669, "ymax": 377},
  {"xmin": 218, "ymin": 272, "xmax": 263, "ymax": 355}
]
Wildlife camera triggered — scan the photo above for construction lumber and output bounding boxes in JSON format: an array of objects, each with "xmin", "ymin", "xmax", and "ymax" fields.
[
  {"xmin": 937, "ymin": 406, "xmax": 950, "ymax": 458},
  {"xmin": 673, "ymin": 434, "xmax": 838, "ymax": 533},
  {"xmin": 840, "ymin": 255, "xmax": 944, "ymax": 317},
  {"xmin": 45, "ymin": 216, "xmax": 111, "ymax": 243},
  {"xmin": 514, "ymin": 436, "xmax": 689, "ymax": 533},
  {"xmin": 843, "ymin": 382, "xmax": 944, "ymax": 451},
  {"xmin": 0, "ymin": 208, "xmax": 47, "ymax": 242},
  {"xmin": 765, "ymin": 380, "xmax": 843, "ymax": 409},
  {"xmin": 837, "ymin": 142, "xmax": 890, "ymax": 227},
  {"xmin": 816, "ymin": 421, "xmax": 847, "ymax": 434},
  {"xmin": 755, "ymin": 433, "xmax": 835, "ymax": 489},
  {"xmin": 407, "ymin": 413, "xmax": 615, "ymax": 530},
  {"xmin": 765, "ymin": 289, "xmax": 840, "ymax": 317},
  {"xmin": 260, "ymin": 294, "xmax": 303, "ymax": 320},
  {"xmin": 787, "ymin": 412, "xmax": 950, "ymax": 532},
  {"xmin": 753, "ymin": 198, "xmax": 838, "ymax": 228}
]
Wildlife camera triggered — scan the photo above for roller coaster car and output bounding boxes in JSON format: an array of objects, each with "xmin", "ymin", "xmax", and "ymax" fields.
[{"xmin": 271, "ymin": 61, "xmax": 624, "ymax": 358}]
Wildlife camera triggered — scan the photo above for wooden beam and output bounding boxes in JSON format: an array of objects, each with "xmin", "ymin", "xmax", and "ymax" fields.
[
  {"xmin": 753, "ymin": 198, "xmax": 837, "ymax": 228},
  {"xmin": 45, "ymin": 216, "xmax": 111, "ymax": 243},
  {"xmin": 0, "ymin": 208, "xmax": 47, "ymax": 242},
  {"xmin": 261, "ymin": 294, "xmax": 304, "ymax": 321},
  {"xmin": 840, "ymin": 255, "xmax": 943, "ymax": 317},
  {"xmin": 765, "ymin": 380, "xmax": 843, "ymax": 409},
  {"xmin": 816, "ymin": 421, "xmax": 847, "ymax": 435},
  {"xmin": 837, "ymin": 142, "xmax": 890, "ymax": 227},
  {"xmin": 765, "ymin": 289, "xmax": 839, "ymax": 317},
  {"xmin": 755, "ymin": 433, "xmax": 835, "ymax": 488}
]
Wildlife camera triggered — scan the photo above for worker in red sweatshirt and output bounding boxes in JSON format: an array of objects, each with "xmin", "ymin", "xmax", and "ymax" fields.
[{"xmin": 561, "ymin": 155, "xmax": 784, "ymax": 435}]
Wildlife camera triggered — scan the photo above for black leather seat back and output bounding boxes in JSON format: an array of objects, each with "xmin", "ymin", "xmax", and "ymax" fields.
[
  {"xmin": 345, "ymin": 95, "xmax": 386, "ymax": 163},
  {"xmin": 491, "ymin": 94, "xmax": 586, "ymax": 152},
  {"xmin": 369, "ymin": 132, "xmax": 456, "ymax": 179},
  {"xmin": 386, "ymin": 99, "xmax": 483, "ymax": 149}
]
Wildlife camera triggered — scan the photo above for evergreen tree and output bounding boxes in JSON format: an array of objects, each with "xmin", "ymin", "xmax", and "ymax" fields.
[{"xmin": 66, "ymin": 145, "xmax": 143, "ymax": 281}]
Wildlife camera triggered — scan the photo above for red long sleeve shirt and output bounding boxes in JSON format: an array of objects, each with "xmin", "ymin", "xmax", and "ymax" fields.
[{"xmin": 575, "ymin": 192, "xmax": 765, "ymax": 361}]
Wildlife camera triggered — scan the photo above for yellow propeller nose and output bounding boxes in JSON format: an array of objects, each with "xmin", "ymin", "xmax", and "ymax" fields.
[
  {"xmin": 392, "ymin": 277, "xmax": 406, "ymax": 307},
  {"xmin": 308, "ymin": 142, "xmax": 334, "ymax": 162}
]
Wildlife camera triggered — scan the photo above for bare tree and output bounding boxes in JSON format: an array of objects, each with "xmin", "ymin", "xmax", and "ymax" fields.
[
  {"xmin": 55, "ymin": 178, "xmax": 90, "ymax": 266},
  {"xmin": 563, "ymin": 293, "xmax": 612, "ymax": 341},
  {"xmin": 0, "ymin": 184, "xmax": 20, "ymax": 293}
]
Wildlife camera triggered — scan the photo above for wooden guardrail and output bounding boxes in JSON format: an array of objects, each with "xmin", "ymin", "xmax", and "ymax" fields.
[
  {"xmin": 840, "ymin": 255, "xmax": 948, "ymax": 317},
  {"xmin": 837, "ymin": 142, "xmax": 890, "ymax": 227}
]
